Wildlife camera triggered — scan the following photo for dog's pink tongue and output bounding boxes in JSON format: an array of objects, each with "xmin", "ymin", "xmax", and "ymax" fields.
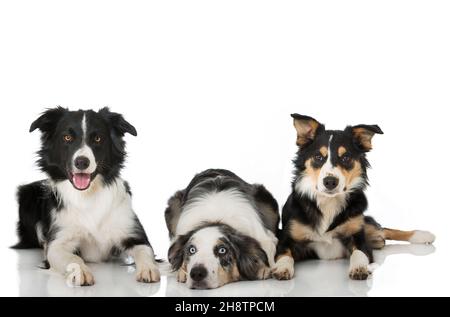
[{"xmin": 72, "ymin": 173, "xmax": 91, "ymax": 190}]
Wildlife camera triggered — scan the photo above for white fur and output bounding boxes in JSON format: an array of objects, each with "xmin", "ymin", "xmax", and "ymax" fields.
[
  {"xmin": 128, "ymin": 245, "xmax": 160, "ymax": 283},
  {"xmin": 409, "ymin": 230, "xmax": 436, "ymax": 244},
  {"xmin": 72, "ymin": 145, "xmax": 97, "ymax": 174},
  {"xmin": 315, "ymin": 193, "xmax": 347, "ymax": 235},
  {"xmin": 310, "ymin": 238, "xmax": 348, "ymax": 260},
  {"xmin": 272, "ymin": 255, "xmax": 295, "ymax": 280},
  {"xmin": 48, "ymin": 177, "xmax": 139, "ymax": 270},
  {"xmin": 349, "ymin": 249, "xmax": 369, "ymax": 272},
  {"xmin": 36, "ymin": 222, "xmax": 45, "ymax": 245},
  {"xmin": 81, "ymin": 114, "xmax": 87, "ymax": 139},
  {"xmin": 185, "ymin": 227, "xmax": 224, "ymax": 289},
  {"xmin": 175, "ymin": 189, "xmax": 278, "ymax": 267}
]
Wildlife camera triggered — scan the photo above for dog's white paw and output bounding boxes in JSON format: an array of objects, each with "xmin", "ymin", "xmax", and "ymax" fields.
[
  {"xmin": 349, "ymin": 250, "xmax": 370, "ymax": 281},
  {"xmin": 66, "ymin": 263, "xmax": 95, "ymax": 287},
  {"xmin": 409, "ymin": 230, "xmax": 435, "ymax": 244},
  {"xmin": 136, "ymin": 263, "xmax": 161, "ymax": 283},
  {"xmin": 271, "ymin": 256, "xmax": 295, "ymax": 281}
]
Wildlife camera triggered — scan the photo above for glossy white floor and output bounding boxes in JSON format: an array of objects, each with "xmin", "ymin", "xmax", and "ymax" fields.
[{"xmin": 1, "ymin": 241, "xmax": 443, "ymax": 297}]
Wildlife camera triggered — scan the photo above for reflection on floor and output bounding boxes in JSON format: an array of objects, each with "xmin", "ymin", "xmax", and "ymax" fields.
[{"xmin": 10, "ymin": 244, "xmax": 436, "ymax": 297}]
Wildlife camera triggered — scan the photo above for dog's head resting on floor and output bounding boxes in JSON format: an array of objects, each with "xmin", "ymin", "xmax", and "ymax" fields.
[
  {"xmin": 30, "ymin": 107, "xmax": 137, "ymax": 191},
  {"xmin": 168, "ymin": 223, "xmax": 269, "ymax": 289},
  {"xmin": 291, "ymin": 114, "xmax": 383, "ymax": 200}
]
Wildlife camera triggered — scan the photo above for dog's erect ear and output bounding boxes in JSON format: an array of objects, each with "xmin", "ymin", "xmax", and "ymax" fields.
[
  {"xmin": 99, "ymin": 107, "xmax": 137, "ymax": 137},
  {"xmin": 351, "ymin": 124, "xmax": 384, "ymax": 152},
  {"xmin": 291, "ymin": 114, "xmax": 325, "ymax": 147},
  {"xmin": 168, "ymin": 234, "xmax": 190, "ymax": 271},
  {"xmin": 227, "ymin": 232, "xmax": 269, "ymax": 281},
  {"xmin": 29, "ymin": 107, "xmax": 67, "ymax": 134}
]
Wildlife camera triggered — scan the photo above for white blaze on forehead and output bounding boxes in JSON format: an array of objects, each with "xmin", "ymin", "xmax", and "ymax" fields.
[
  {"xmin": 72, "ymin": 113, "xmax": 97, "ymax": 174},
  {"xmin": 317, "ymin": 134, "xmax": 346, "ymax": 194},
  {"xmin": 81, "ymin": 114, "xmax": 87, "ymax": 139},
  {"xmin": 190, "ymin": 227, "xmax": 223, "ymax": 257}
]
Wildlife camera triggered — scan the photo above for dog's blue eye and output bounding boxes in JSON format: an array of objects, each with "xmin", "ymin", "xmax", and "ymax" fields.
[
  {"xmin": 188, "ymin": 246, "xmax": 197, "ymax": 255},
  {"xmin": 218, "ymin": 247, "xmax": 227, "ymax": 255}
]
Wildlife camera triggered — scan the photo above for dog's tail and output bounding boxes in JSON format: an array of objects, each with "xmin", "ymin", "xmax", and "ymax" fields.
[
  {"xmin": 364, "ymin": 216, "xmax": 435, "ymax": 249},
  {"xmin": 383, "ymin": 228, "xmax": 435, "ymax": 244}
]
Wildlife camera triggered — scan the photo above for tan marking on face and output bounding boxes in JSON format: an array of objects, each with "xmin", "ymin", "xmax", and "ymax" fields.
[
  {"xmin": 288, "ymin": 219, "xmax": 316, "ymax": 242},
  {"xmin": 320, "ymin": 146, "xmax": 328, "ymax": 157},
  {"xmin": 304, "ymin": 158, "xmax": 320, "ymax": 188},
  {"xmin": 338, "ymin": 146, "xmax": 347, "ymax": 157},
  {"xmin": 217, "ymin": 262, "xmax": 240, "ymax": 286},
  {"xmin": 275, "ymin": 248, "xmax": 293, "ymax": 262},
  {"xmin": 338, "ymin": 160, "xmax": 362, "ymax": 189},
  {"xmin": 177, "ymin": 262, "xmax": 188, "ymax": 283},
  {"xmin": 330, "ymin": 215, "xmax": 364, "ymax": 238}
]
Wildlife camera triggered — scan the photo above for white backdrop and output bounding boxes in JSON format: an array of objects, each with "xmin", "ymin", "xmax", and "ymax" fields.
[{"xmin": 0, "ymin": 0, "xmax": 449, "ymax": 296}]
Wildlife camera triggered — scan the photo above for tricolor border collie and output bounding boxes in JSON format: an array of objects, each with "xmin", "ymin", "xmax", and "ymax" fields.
[
  {"xmin": 13, "ymin": 107, "xmax": 160, "ymax": 286},
  {"xmin": 165, "ymin": 169, "xmax": 279, "ymax": 289},
  {"xmin": 272, "ymin": 114, "xmax": 435, "ymax": 281}
]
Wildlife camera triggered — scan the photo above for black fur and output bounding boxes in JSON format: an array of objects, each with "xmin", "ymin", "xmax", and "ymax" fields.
[
  {"xmin": 13, "ymin": 107, "xmax": 150, "ymax": 262},
  {"xmin": 277, "ymin": 114, "xmax": 383, "ymax": 265}
]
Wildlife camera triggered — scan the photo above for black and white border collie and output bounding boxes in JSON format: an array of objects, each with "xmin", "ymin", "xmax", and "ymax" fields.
[
  {"xmin": 165, "ymin": 169, "xmax": 279, "ymax": 289},
  {"xmin": 273, "ymin": 114, "xmax": 435, "ymax": 281},
  {"xmin": 13, "ymin": 107, "xmax": 160, "ymax": 286}
]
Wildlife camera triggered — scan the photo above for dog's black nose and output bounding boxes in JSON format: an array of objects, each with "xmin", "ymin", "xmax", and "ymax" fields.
[
  {"xmin": 190, "ymin": 265, "xmax": 208, "ymax": 282},
  {"xmin": 323, "ymin": 176, "xmax": 339, "ymax": 190},
  {"xmin": 74, "ymin": 156, "xmax": 90, "ymax": 170}
]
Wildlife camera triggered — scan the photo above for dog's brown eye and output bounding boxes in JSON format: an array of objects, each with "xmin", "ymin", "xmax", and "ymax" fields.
[
  {"xmin": 63, "ymin": 135, "xmax": 73, "ymax": 142},
  {"xmin": 94, "ymin": 135, "xmax": 101, "ymax": 143},
  {"xmin": 314, "ymin": 154, "xmax": 324, "ymax": 162},
  {"xmin": 341, "ymin": 155, "xmax": 351, "ymax": 163}
]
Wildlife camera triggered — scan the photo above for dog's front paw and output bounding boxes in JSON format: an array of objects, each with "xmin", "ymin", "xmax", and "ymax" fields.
[
  {"xmin": 349, "ymin": 266, "xmax": 370, "ymax": 280},
  {"xmin": 271, "ymin": 256, "xmax": 295, "ymax": 281},
  {"xmin": 409, "ymin": 230, "xmax": 435, "ymax": 244},
  {"xmin": 136, "ymin": 264, "xmax": 160, "ymax": 283},
  {"xmin": 349, "ymin": 250, "xmax": 370, "ymax": 281},
  {"xmin": 66, "ymin": 263, "xmax": 95, "ymax": 287}
]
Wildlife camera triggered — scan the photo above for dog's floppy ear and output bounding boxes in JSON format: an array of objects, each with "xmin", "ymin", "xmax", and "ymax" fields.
[
  {"xmin": 227, "ymin": 232, "xmax": 269, "ymax": 280},
  {"xmin": 291, "ymin": 114, "xmax": 325, "ymax": 148},
  {"xmin": 350, "ymin": 124, "xmax": 384, "ymax": 152},
  {"xmin": 29, "ymin": 107, "xmax": 67, "ymax": 134},
  {"xmin": 99, "ymin": 107, "xmax": 137, "ymax": 137},
  {"xmin": 168, "ymin": 234, "xmax": 190, "ymax": 271}
]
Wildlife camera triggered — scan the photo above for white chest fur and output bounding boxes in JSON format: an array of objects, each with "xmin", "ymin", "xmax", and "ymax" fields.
[
  {"xmin": 309, "ymin": 193, "xmax": 348, "ymax": 260},
  {"xmin": 51, "ymin": 177, "xmax": 135, "ymax": 262}
]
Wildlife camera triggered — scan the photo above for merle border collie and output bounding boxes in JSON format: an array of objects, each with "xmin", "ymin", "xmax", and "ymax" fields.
[
  {"xmin": 165, "ymin": 169, "xmax": 279, "ymax": 289},
  {"xmin": 272, "ymin": 114, "xmax": 435, "ymax": 281},
  {"xmin": 13, "ymin": 107, "xmax": 160, "ymax": 286}
]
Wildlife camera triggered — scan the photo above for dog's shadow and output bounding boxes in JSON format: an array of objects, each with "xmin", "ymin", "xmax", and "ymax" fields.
[
  {"xmin": 15, "ymin": 250, "xmax": 161, "ymax": 297},
  {"xmin": 165, "ymin": 243, "xmax": 436, "ymax": 297}
]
